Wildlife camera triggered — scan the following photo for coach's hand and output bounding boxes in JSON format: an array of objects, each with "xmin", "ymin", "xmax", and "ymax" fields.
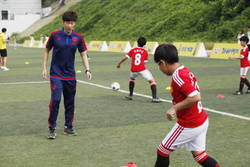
[
  {"xmin": 166, "ymin": 106, "xmax": 176, "ymax": 120},
  {"xmin": 85, "ymin": 70, "xmax": 92, "ymax": 80},
  {"xmin": 116, "ymin": 64, "xmax": 121, "ymax": 68},
  {"xmin": 42, "ymin": 69, "xmax": 48, "ymax": 80}
]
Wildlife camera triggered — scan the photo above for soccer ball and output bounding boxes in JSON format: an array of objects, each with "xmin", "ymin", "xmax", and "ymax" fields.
[{"xmin": 111, "ymin": 82, "xmax": 120, "ymax": 91}]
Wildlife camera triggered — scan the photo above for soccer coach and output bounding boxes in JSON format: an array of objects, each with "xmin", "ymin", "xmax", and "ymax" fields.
[{"xmin": 42, "ymin": 11, "xmax": 92, "ymax": 139}]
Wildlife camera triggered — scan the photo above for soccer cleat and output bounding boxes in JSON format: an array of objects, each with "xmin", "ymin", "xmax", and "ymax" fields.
[
  {"xmin": 2, "ymin": 67, "xmax": 9, "ymax": 71},
  {"xmin": 233, "ymin": 91, "xmax": 243, "ymax": 95},
  {"xmin": 125, "ymin": 96, "xmax": 133, "ymax": 100},
  {"xmin": 64, "ymin": 127, "xmax": 77, "ymax": 136},
  {"xmin": 47, "ymin": 129, "xmax": 56, "ymax": 139},
  {"xmin": 152, "ymin": 98, "xmax": 161, "ymax": 103}
]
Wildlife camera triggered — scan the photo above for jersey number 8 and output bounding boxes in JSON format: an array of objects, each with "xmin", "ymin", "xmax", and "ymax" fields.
[{"xmin": 134, "ymin": 53, "xmax": 141, "ymax": 65}]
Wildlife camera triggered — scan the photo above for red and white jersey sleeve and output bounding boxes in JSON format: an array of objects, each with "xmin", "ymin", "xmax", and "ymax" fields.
[
  {"xmin": 240, "ymin": 46, "xmax": 250, "ymax": 68},
  {"xmin": 171, "ymin": 66, "xmax": 208, "ymax": 128},
  {"xmin": 126, "ymin": 47, "xmax": 148, "ymax": 72}
]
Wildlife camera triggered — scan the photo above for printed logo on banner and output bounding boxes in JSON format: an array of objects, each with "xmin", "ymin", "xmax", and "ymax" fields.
[{"xmin": 210, "ymin": 43, "xmax": 241, "ymax": 59}]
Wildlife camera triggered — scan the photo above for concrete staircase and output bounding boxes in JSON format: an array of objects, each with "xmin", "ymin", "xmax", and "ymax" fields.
[{"xmin": 20, "ymin": 0, "xmax": 81, "ymax": 38}]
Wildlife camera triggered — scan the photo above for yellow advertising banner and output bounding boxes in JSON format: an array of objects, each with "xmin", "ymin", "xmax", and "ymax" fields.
[
  {"xmin": 210, "ymin": 43, "xmax": 241, "ymax": 59},
  {"xmin": 23, "ymin": 40, "xmax": 31, "ymax": 47},
  {"xmin": 173, "ymin": 42, "xmax": 198, "ymax": 57},
  {"xmin": 31, "ymin": 40, "xmax": 40, "ymax": 48},
  {"xmin": 109, "ymin": 41, "xmax": 129, "ymax": 52},
  {"xmin": 132, "ymin": 42, "xmax": 137, "ymax": 48},
  {"xmin": 88, "ymin": 41, "xmax": 103, "ymax": 51},
  {"xmin": 133, "ymin": 41, "xmax": 158, "ymax": 54},
  {"xmin": 146, "ymin": 42, "xmax": 158, "ymax": 54}
]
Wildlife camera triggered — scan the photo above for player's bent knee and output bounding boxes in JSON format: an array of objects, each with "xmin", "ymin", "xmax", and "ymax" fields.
[
  {"xmin": 156, "ymin": 144, "xmax": 173, "ymax": 157},
  {"xmin": 129, "ymin": 78, "xmax": 135, "ymax": 82},
  {"xmin": 149, "ymin": 80, "xmax": 157, "ymax": 85},
  {"xmin": 240, "ymin": 77, "xmax": 246, "ymax": 83},
  {"xmin": 192, "ymin": 151, "xmax": 204, "ymax": 156}
]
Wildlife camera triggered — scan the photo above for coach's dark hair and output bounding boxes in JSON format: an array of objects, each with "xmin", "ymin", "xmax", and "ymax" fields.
[
  {"xmin": 154, "ymin": 44, "xmax": 179, "ymax": 64},
  {"xmin": 240, "ymin": 36, "xmax": 249, "ymax": 43},
  {"xmin": 2, "ymin": 28, "xmax": 7, "ymax": 33},
  {"xmin": 137, "ymin": 37, "xmax": 147, "ymax": 47},
  {"xmin": 62, "ymin": 11, "xmax": 78, "ymax": 22}
]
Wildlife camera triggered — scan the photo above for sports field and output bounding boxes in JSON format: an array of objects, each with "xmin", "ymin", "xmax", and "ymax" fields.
[{"xmin": 0, "ymin": 47, "xmax": 249, "ymax": 167}]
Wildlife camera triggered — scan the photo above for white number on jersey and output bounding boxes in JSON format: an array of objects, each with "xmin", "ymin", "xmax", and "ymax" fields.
[
  {"xmin": 197, "ymin": 101, "xmax": 203, "ymax": 113},
  {"xmin": 190, "ymin": 72, "xmax": 203, "ymax": 113},
  {"xmin": 134, "ymin": 53, "xmax": 141, "ymax": 65}
]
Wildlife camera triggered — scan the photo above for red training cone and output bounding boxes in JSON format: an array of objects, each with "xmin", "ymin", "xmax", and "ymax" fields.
[{"xmin": 124, "ymin": 162, "xmax": 138, "ymax": 167}]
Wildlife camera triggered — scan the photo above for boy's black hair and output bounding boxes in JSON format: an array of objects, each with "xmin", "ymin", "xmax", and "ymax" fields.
[
  {"xmin": 137, "ymin": 37, "xmax": 147, "ymax": 47},
  {"xmin": 2, "ymin": 28, "xmax": 7, "ymax": 33},
  {"xmin": 154, "ymin": 44, "xmax": 179, "ymax": 64},
  {"xmin": 240, "ymin": 36, "xmax": 249, "ymax": 43},
  {"xmin": 62, "ymin": 11, "xmax": 78, "ymax": 22}
]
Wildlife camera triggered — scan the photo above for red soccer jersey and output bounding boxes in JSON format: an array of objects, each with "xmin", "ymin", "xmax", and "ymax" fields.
[
  {"xmin": 126, "ymin": 47, "xmax": 148, "ymax": 72},
  {"xmin": 240, "ymin": 46, "xmax": 250, "ymax": 68},
  {"xmin": 171, "ymin": 66, "xmax": 208, "ymax": 128}
]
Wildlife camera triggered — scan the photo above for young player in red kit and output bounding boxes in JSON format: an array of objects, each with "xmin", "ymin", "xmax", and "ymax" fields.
[
  {"xmin": 229, "ymin": 36, "xmax": 250, "ymax": 95},
  {"xmin": 153, "ymin": 44, "xmax": 220, "ymax": 167},
  {"xmin": 116, "ymin": 37, "xmax": 160, "ymax": 103}
]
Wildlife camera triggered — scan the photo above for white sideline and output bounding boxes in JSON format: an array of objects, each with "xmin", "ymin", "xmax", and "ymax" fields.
[
  {"xmin": 1, "ymin": 80, "xmax": 250, "ymax": 121},
  {"xmin": 0, "ymin": 81, "xmax": 49, "ymax": 85},
  {"xmin": 77, "ymin": 80, "xmax": 250, "ymax": 121}
]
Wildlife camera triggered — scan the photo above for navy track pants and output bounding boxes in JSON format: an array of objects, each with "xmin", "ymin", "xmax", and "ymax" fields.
[{"xmin": 48, "ymin": 78, "xmax": 76, "ymax": 129}]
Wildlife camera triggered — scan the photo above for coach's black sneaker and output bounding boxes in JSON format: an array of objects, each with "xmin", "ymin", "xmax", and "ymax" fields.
[
  {"xmin": 48, "ymin": 129, "xmax": 56, "ymax": 139},
  {"xmin": 233, "ymin": 90, "xmax": 243, "ymax": 95},
  {"xmin": 125, "ymin": 96, "xmax": 133, "ymax": 100},
  {"xmin": 64, "ymin": 127, "xmax": 77, "ymax": 136},
  {"xmin": 152, "ymin": 98, "xmax": 161, "ymax": 103}
]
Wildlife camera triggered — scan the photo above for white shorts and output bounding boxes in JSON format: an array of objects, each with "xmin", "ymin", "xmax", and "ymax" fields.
[
  {"xmin": 157, "ymin": 119, "xmax": 209, "ymax": 156},
  {"xmin": 240, "ymin": 67, "xmax": 249, "ymax": 76},
  {"xmin": 130, "ymin": 69, "xmax": 154, "ymax": 81}
]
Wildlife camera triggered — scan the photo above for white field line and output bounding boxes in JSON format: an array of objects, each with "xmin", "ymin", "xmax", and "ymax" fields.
[
  {"xmin": 1, "ymin": 80, "xmax": 250, "ymax": 121},
  {"xmin": 0, "ymin": 81, "xmax": 49, "ymax": 85},
  {"xmin": 77, "ymin": 80, "xmax": 250, "ymax": 121}
]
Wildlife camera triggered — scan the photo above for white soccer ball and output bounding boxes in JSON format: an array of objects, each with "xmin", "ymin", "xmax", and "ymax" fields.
[{"xmin": 111, "ymin": 82, "xmax": 120, "ymax": 91}]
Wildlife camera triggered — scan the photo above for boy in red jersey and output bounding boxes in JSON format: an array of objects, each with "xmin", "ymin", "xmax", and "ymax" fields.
[
  {"xmin": 153, "ymin": 44, "xmax": 220, "ymax": 167},
  {"xmin": 229, "ymin": 36, "xmax": 250, "ymax": 95},
  {"xmin": 116, "ymin": 37, "xmax": 160, "ymax": 102}
]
